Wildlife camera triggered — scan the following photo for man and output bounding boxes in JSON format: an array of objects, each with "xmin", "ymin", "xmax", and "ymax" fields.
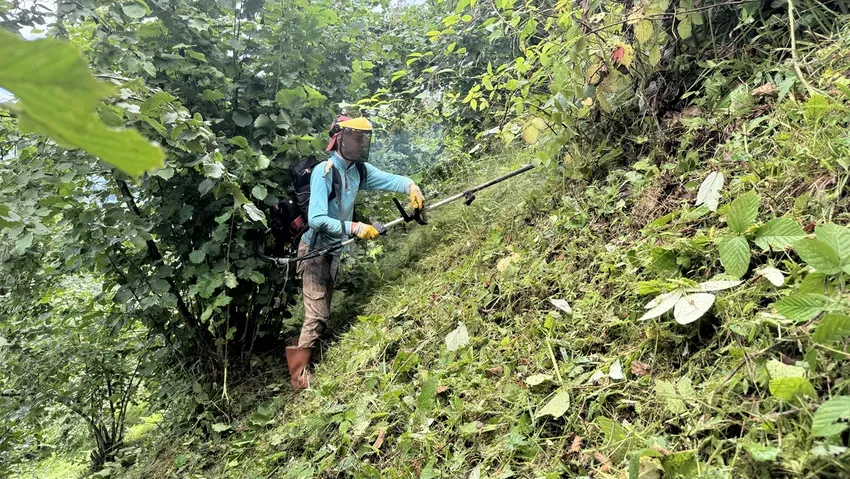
[{"xmin": 286, "ymin": 115, "xmax": 425, "ymax": 391}]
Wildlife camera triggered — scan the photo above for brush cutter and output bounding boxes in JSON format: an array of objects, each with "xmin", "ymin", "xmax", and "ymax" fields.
[{"xmin": 256, "ymin": 164, "xmax": 535, "ymax": 266}]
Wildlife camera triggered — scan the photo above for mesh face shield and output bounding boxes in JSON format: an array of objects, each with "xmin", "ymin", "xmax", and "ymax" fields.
[{"xmin": 339, "ymin": 128, "xmax": 371, "ymax": 163}]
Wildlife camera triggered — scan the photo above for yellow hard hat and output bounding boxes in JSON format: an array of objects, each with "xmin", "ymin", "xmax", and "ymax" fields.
[{"xmin": 336, "ymin": 117, "xmax": 373, "ymax": 131}]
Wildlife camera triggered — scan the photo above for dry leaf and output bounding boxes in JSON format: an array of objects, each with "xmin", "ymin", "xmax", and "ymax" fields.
[
  {"xmin": 436, "ymin": 385, "xmax": 449, "ymax": 395},
  {"xmin": 594, "ymin": 451, "xmax": 611, "ymax": 464},
  {"xmin": 569, "ymin": 435, "xmax": 584, "ymax": 453},
  {"xmin": 372, "ymin": 429, "xmax": 386, "ymax": 450},
  {"xmin": 485, "ymin": 365, "xmax": 503, "ymax": 378},
  {"xmin": 650, "ymin": 444, "xmax": 672, "ymax": 456},
  {"xmin": 752, "ymin": 83, "xmax": 778, "ymax": 97},
  {"xmin": 681, "ymin": 105, "xmax": 702, "ymax": 118},
  {"xmin": 631, "ymin": 360, "xmax": 650, "ymax": 376},
  {"xmin": 594, "ymin": 450, "xmax": 612, "ymax": 472}
]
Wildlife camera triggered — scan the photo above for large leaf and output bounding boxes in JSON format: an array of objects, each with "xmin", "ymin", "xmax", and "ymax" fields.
[
  {"xmin": 766, "ymin": 359, "xmax": 805, "ymax": 379},
  {"xmin": 814, "ymin": 223, "xmax": 850, "ymax": 262},
  {"xmin": 639, "ymin": 290, "xmax": 682, "ymax": 321},
  {"xmin": 727, "ymin": 191, "xmax": 759, "ymax": 233},
  {"xmin": 753, "ymin": 218, "xmax": 805, "ymax": 251},
  {"xmin": 811, "ymin": 396, "xmax": 850, "ymax": 437},
  {"xmin": 673, "ymin": 293, "xmax": 714, "ymax": 325},
  {"xmin": 635, "ymin": 20, "xmax": 653, "ymax": 43},
  {"xmin": 717, "ymin": 236, "xmax": 750, "ymax": 278},
  {"xmin": 417, "ymin": 375, "xmax": 438, "ymax": 414},
  {"xmin": 122, "ymin": 2, "xmax": 148, "ymax": 19},
  {"xmin": 774, "ymin": 294, "xmax": 827, "ymax": 322},
  {"xmin": 242, "ymin": 203, "xmax": 266, "ymax": 225},
  {"xmin": 654, "ymin": 380, "xmax": 686, "ymax": 414},
  {"xmin": 695, "ymin": 171, "xmax": 724, "ymax": 211},
  {"xmin": 525, "ymin": 374, "xmax": 554, "ymax": 387},
  {"xmin": 0, "ymin": 30, "xmax": 163, "ymax": 176},
  {"xmin": 537, "ymin": 389, "xmax": 570, "ymax": 418},
  {"xmin": 769, "ymin": 377, "xmax": 817, "ymax": 401},
  {"xmin": 813, "ymin": 313, "xmax": 850, "ymax": 345},
  {"xmin": 445, "ymin": 322, "xmax": 469, "ymax": 351},
  {"xmin": 743, "ymin": 442, "xmax": 780, "ymax": 462},
  {"xmin": 794, "ymin": 238, "xmax": 841, "ymax": 275}
]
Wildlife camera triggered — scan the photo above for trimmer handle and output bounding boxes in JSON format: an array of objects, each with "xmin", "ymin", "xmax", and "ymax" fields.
[{"xmin": 392, "ymin": 197, "xmax": 428, "ymax": 225}]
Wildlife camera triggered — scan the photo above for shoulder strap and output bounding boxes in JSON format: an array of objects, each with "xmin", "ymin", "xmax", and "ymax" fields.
[{"xmin": 330, "ymin": 167, "xmax": 347, "ymax": 238}]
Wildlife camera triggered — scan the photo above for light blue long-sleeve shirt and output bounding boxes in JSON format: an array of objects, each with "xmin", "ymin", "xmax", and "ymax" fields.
[{"xmin": 301, "ymin": 152, "xmax": 413, "ymax": 250}]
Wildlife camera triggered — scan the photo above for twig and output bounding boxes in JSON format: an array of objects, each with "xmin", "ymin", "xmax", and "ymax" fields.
[
  {"xmin": 546, "ymin": 338, "xmax": 564, "ymax": 384},
  {"xmin": 786, "ymin": 0, "xmax": 818, "ymax": 96},
  {"xmin": 814, "ymin": 343, "xmax": 850, "ymax": 359}
]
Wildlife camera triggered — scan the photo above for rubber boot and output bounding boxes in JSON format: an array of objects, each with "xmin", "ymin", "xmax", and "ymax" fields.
[{"xmin": 285, "ymin": 346, "xmax": 313, "ymax": 392}]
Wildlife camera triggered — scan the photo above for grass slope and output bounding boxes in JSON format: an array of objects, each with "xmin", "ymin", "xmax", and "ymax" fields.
[{"xmin": 118, "ymin": 84, "xmax": 850, "ymax": 479}]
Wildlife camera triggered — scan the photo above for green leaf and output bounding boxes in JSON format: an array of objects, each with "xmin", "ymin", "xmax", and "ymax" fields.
[
  {"xmin": 417, "ymin": 375, "xmax": 438, "ymax": 414},
  {"xmin": 151, "ymin": 278, "xmax": 170, "ymax": 294},
  {"xmin": 198, "ymin": 179, "xmax": 215, "ymax": 197},
  {"xmin": 0, "ymin": 30, "xmax": 164, "ymax": 176},
  {"xmin": 122, "ymin": 2, "xmax": 147, "ymax": 19},
  {"xmin": 445, "ymin": 322, "xmax": 469, "ymax": 351},
  {"xmin": 233, "ymin": 112, "xmax": 253, "ymax": 127},
  {"xmin": 754, "ymin": 218, "xmax": 806, "ymax": 251},
  {"xmin": 814, "ymin": 223, "xmax": 850, "ymax": 262},
  {"xmin": 248, "ymin": 271, "xmax": 265, "ymax": 284},
  {"xmin": 813, "ymin": 313, "xmax": 850, "ymax": 345},
  {"xmin": 224, "ymin": 272, "xmax": 238, "ymax": 289},
  {"xmin": 202, "ymin": 89, "xmax": 225, "ymax": 101},
  {"xmin": 635, "ymin": 20, "xmax": 653, "ymax": 44},
  {"xmin": 717, "ymin": 236, "xmax": 750, "ymax": 278},
  {"xmin": 743, "ymin": 442, "xmax": 780, "ymax": 462},
  {"xmin": 654, "ymin": 380, "xmax": 686, "ymax": 414},
  {"xmin": 774, "ymin": 293, "xmax": 827, "ymax": 322},
  {"xmin": 766, "ymin": 359, "xmax": 805, "ymax": 379},
  {"xmin": 811, "ymin": 396, "xmax": 850, "ymax": 437},
  {"xmin": 537, "ymin": 389, "xmax": 570, "ymax": 418},
  {"xmin": 15, "ymin": 231, "xmax": 33, "ymax": 252},
  {"xmin": 648, "ymin": 45, "xmax": 661, "ymax": 66},
  {"xmin": 727, "ymin": 191, "xmax": 759, "ymax": 233},
  {"xmin": 677, "ymin": 17, "xmax": 692, "ymax": 40},
  {"xmin": 525, "ymin": 374, "xmax": 554, "ymax": 386},
  {"xmin": 794, "ymin": 238, "xmax": 841, "ymax": 275},
  {"xmin": 211, "ymin": 423, "xmax": 231, "ymax": 433},
  {"xmin": 190, "ymin": 250, "xmax": 206, "ymax": 264},
  {"xmin": 769, "ymin": 377, "xmax": 817, "ymax": 401},
  {"xmin": 251, "ymin": 185, "xmax": 268, "ymax": 201},
  {"xmin": 242, "ymin": 203, "xmax": 266, "ymax": 225},
  {"xmin": 254, "ymin": 114, "xmax": 273, "ymax": 129}
]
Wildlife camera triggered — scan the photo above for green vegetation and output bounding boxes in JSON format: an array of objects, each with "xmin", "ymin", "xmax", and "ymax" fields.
[{"xmin": 2, "ymin": 0, "xmax": 850, "ymax": 478}]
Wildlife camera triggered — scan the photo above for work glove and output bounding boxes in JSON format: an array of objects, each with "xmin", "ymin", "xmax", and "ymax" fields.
[
  {"xmin": 350, "ymin": 222, "xmax": 380, "ymax": 240},
  {"xmin": 408, "ymin": 183, "xmax": 425, "ymax": 210}
]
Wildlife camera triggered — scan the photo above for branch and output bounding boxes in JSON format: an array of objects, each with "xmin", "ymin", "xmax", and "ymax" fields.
[{"xmin": 113, "ymin": 176, "xmax": 198, "ymax": 328}]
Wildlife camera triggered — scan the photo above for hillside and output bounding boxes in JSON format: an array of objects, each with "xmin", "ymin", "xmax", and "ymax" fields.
[
  {"xmin": 101, "ymin": 87, "xmax": 850, "ymax": 477},
  {"xmin": 3, "ymin": 1, "xmax": 850, "ymax": 479}
]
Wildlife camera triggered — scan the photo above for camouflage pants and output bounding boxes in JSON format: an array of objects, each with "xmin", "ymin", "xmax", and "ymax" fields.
[{"xmin": 296, "ymin": 241, "xmax": 340, "ymax": 348}]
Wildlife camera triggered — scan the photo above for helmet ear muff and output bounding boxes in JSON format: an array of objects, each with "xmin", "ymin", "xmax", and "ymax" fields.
[{"xmin": 328, "ymin": 124, "xmax": 342, "ymax": 137}]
